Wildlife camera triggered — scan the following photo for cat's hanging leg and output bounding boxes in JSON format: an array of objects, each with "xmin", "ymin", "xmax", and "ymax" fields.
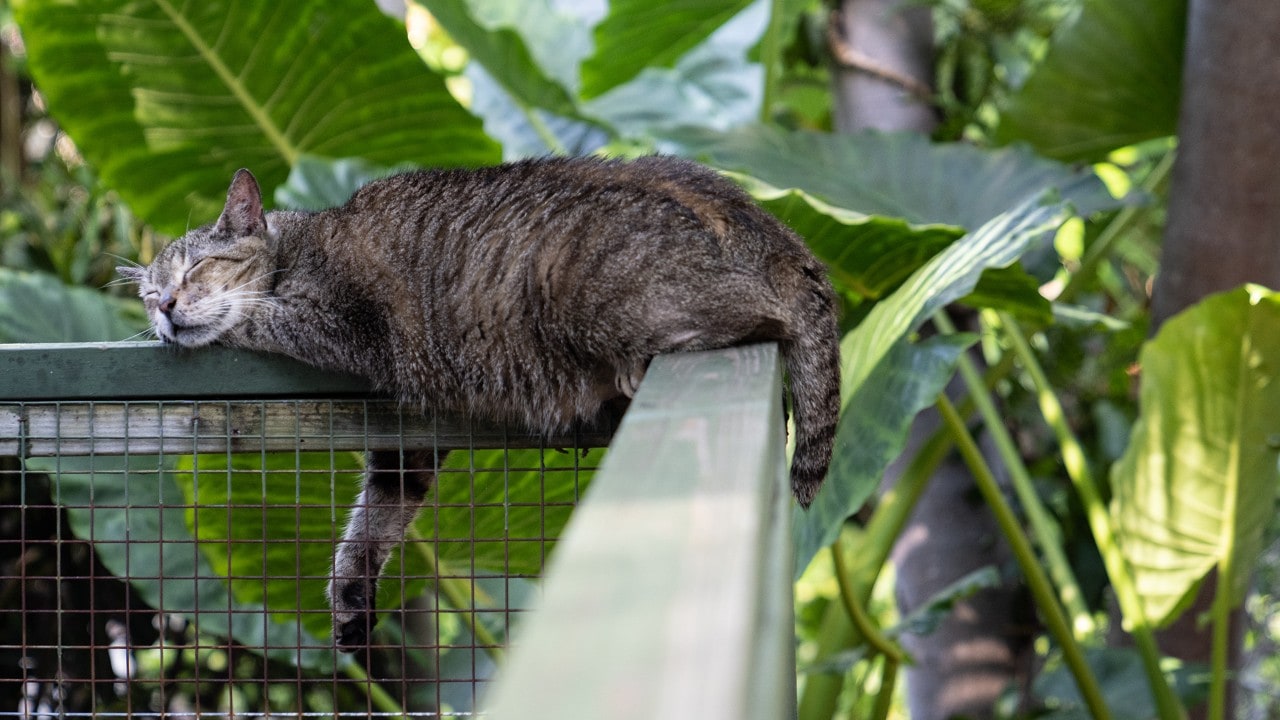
[{"xmin": 328, "ymin": 449, "xmax": 441, "ymax": 650}]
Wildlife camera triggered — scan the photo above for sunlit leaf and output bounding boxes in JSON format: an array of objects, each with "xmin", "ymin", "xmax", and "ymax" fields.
[
  {"xmin": 14, "ymin": 0, "xmax": 498, "ymax": 234},
  {"xmin": 174, "ymin": 447, "xmax": 598, "ymax": 640},
  {"xmin": 1111, "ymin": 285, "xmax": 1280, "ymax": 626},
  {"xmin": 579, "ymin": 0, "xmax": 756, "ymax": 99},
  {"xmin": 838, "ymin": 195, "xmax": 1069, "ymax": 402},
  {"xmin": 421, "ymin": 0, "xmax": 586, "ymax": 115}
]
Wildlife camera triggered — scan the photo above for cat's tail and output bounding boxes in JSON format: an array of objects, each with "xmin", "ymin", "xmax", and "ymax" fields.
[{"xmin": 782, "ymin": 264, "xmax": 842, "ymax": 508}]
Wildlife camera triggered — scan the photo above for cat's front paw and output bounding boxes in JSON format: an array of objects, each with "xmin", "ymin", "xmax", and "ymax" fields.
[{"xmin": 328, "ymin": 576, "xmax": 379, "ymax": 652}]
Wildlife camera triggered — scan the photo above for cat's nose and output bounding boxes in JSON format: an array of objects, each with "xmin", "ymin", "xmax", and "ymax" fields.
[{"xmin": 158, "ymin": 292, "xmax": 176, "ymax": 316}]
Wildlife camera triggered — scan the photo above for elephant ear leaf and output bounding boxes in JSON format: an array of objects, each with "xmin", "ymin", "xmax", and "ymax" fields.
[
  {"xmin": 14, "ymin": 0, "xmax": 498, "ymax": 234},
  {"xmin": 1111, "ymin": 285, "xmax": 1280, "ymax": 626}
]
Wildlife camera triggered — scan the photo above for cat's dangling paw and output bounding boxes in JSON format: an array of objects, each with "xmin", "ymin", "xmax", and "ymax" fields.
[{"xmin": 329, "ymin": 575, "xmax": 379, "ymax": 651}]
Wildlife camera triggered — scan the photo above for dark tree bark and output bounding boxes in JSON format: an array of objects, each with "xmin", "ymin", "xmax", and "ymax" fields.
[
  {"xmin": 1147, "ymin": 1, "xmax": 1280, "ymax": 717},
  {"xmin": 1151, "ymin": 0, "xmax": 1280, "ymax": 325},
  {"xmin": 829, "ymin": 2, "xmax": 1033, "ymax": 717}
]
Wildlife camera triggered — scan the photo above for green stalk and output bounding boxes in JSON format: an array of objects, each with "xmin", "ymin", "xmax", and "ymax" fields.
[
  {"xmin": 1057, "ymin": 151, "xmax": 1176, "ymax": 304},
  {"xmin": 932, "ymin": 313, "xmax": 1094, "ymax": 636},
  {"xmin": 868, "ymin": 657, "xmax": 898, "ymax": 720},
  {"xmin": 759, "ymin": 0, "xmax": 787, "ymax": 123},
  {"xmin": 999, "ymin": 315, "xmax": 1185, "ymax": 720},
  {"xmin": 407, "ymin": 528, "xmax": 506, "ymax": 663},
  {"xmin": 517, "ymin": 98, "xmax": 570, "ymax": 156},
  {"xmin": 1208, "ymin": 569, "xmax": 1233, "ymax": 720},
  {"xmin": 798, "ymin": 428, "xmax": 950, "ymax": 718},
  {"xmin": 830, "ymin": 537, "xmax": 906, "ymax": 665},
  {"xmin": 343, "ymin": 660, "xmax": 407, "ymax": 719},
  {"xmin": 935, "ymin": 395, "xmax": 1112, "ymax": 720}
]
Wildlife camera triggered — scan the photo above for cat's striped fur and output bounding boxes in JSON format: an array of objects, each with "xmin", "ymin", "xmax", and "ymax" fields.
[{"xmin": 122, "ymin": 156, "xmax": 840, "ymax": 649}]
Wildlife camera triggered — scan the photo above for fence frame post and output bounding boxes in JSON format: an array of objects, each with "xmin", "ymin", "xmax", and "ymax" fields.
[{"xmin": 483, "ymin": 343, "xmax": 796, "ymax": 720}]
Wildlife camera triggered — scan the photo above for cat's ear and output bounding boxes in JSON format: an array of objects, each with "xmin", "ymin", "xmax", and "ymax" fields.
[
  {"xmin": 116, "ymin": 265, "xmax": 145, "ymax": 284},
  {"xmin": 215, "ymin": 168, "xmax": 269, "ymax": 237}
]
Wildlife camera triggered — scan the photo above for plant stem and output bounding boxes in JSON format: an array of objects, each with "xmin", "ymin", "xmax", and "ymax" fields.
[
  {"xmin": 759, "ymin": 0, "xmax": 786, "ymax": 124},
  {"xmin": 830, "ymin": 537, "xmax": 906, "ymax": 665},
  {"xmin": 1208, "ymin": 569, "xmax": 1232, "ymax": 720},
  {"xmin": 933, "ymin": 313, "xmax": 1093, "ymax": 636},
  {"xmin": 517, "ymin": 99, "xmax": 570, "ymax": 156},
  {"xmin": 343, "ymin": 660, "xmax": 406, "ymax": 719},
  {"xmin": 407, "ymin": 528, "xmax": 506, "ymax": 663},
  {"xmin": 798, "ymin": 428, "xmax": 950, "ymax": 718},
  {"xmin": 1057, "ymin": 150, "xmax": 1176, "ymax": 304},
  {"xmin": 869, "ymin": 657, "xmax": 899, "ymax": 720},
  {"xmin": 935, "ymin": 395, "xmax": 1112, "ymax": 720},
  {"xmin": 998, "ymin": 315, "xmax": 1185, "ymax": 720}
]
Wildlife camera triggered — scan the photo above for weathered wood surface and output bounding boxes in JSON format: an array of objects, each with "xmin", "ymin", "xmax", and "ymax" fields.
[
  {"xmin": 483, "ymin": 343, "xmax": 796, "ymax": 720},
  {"xmin": 0, "ymin": 341, "xmax": 370, "ymax": 400},
  {"xmin": 0, "ymin": 400, "xmax": 617, "ymax": 456},
  {"xmin": 0, "ymin": 342, "xmax": 619, "ymax": 455}
]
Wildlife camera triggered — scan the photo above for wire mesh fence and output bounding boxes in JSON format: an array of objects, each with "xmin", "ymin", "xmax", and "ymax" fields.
[{"xmin": 0, "ymin": 398, "xmax": 615, "ymax": 718}]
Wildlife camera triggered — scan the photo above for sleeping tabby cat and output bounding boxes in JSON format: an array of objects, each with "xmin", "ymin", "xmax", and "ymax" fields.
[{"xmin": 120, "ymin": 156, "xmax": 840, "ymax": 650}]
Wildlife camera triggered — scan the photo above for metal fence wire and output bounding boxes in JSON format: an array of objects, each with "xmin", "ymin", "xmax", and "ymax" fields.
[{"xmin": 0, "ymin": 398, "xmax": 614, "ymax": 718}]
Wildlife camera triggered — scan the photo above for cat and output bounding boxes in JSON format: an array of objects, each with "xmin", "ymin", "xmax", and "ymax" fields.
[{"xmin": 119, "ymin": 156, "xmax": 841, "ymax": 650}]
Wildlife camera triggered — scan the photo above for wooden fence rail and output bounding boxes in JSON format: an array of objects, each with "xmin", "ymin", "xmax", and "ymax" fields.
[{"xmin": 0, "ymin": 341, "xmax": 796, "ymax": 719}]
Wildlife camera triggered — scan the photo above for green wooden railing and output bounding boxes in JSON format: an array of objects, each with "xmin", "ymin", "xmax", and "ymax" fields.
[{"xmin": 0, "ymin": 341, "xmax": 796, "ymax": 718}]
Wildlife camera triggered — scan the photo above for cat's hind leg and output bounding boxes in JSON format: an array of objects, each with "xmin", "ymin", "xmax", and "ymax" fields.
[{"xmin": 328, "ymin": 449, "xmax": 440, "ymax": 651}]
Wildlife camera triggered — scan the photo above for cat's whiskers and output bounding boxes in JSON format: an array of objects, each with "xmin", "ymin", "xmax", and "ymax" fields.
[{"xmin": 118, "ymin": 326, "xmax": 158, "ymax": 343}]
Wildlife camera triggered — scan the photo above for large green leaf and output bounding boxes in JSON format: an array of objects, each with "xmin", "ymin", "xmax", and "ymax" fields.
[
  {"xmin": 175, "ymin": 447, "xmax": 597, "ymax": 640},
  {"xmin": 580, "ymin": 4, "xmax": 765, "ymax": 139},
  {"xmin": 14, "ymin": 0, "xmax": 498, "ymax": 234},
  {"xmin": 996, "ymin": 0, "xmax": 1186, "ymax": 161},
  {"xmin": 421, "ymin": 0, "xmax": 586, "ymax": 115},
  {"xmin": 0, "ymin": 268, "xmax": 146, "ymax": 343},
  {"xmin": 793, "ymin": 197, "xmax": 1067, "ymax": 573},
  {"xmin": 26, "ymin": 455, "xmax": 339, "ymax": 671},
  {"xmin": 734, "ymin": 174, "xmax": 1051, "ymax": 321},
  {"xmin": 673, "ymin": 125, "xmax": 1121, "ymax": 230},
  {"xmin": 579, "ymin": 0, "xmax": 755, "ymax": 99},
  {"xmin": 1110, "ymin": 285, "xmax": 1280, "ymax": 626},
  {"xmin": 841, "ymin": 195, "xmax": 1069, "ymax": 402},
  {"xmin": 792, "ymin": 334, "xmax": 973, "ymax": 576}
]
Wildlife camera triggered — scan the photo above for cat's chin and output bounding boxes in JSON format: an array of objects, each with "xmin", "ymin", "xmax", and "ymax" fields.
[{"xmin": 160, "ymin": 322, "xmax": 223, "ymax": 348}]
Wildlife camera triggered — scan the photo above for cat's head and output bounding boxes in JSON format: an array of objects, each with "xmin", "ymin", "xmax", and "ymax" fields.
[{"xmin": 119, "ymin": 169, "xmax": 278, "ymax": 348}]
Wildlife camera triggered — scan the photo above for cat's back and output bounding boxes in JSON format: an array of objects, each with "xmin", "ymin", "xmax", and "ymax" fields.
[{"xmin": 334, "ymin": 155, "xmax": 784, "ymax": 249}]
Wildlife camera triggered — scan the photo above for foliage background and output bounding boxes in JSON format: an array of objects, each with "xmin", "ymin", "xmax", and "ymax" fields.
[{"xmin": 1, "ymin": 0, "xmax": 1278, "ymax": 718}]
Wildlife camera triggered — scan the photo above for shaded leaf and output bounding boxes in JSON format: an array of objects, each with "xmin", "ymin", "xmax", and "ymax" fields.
[
  {"xmin": 465, "ymin": 63, "xmax": 609, "ymax": 160},
  {"xmin": 891, "ymin": 566, "xmax": 1001, "ymax": 638},
  {"xmin": 27, "ymin": 455, "xmax": 339, "ymax": 671},
  {"xmin": 15, "ymin": 0, "xmax": 498, "ymax": 234},
  {"xmin": 673, "ymin": 125, "xmax": 1120, "ymax": 229},
  {"xmin": 793, "ymin": 334, "xmax": 973, "ymax": 575},
  {"xmin": 961, "ymin": 266, "xmax": 1052, "ymax": 323},
  {"xmin": 0, "ymin": 268, "xmax": 146, "ymax": 343},
  {"xmin": 579, "ymin": 0, "xmax": 755, "ymax": 99},
  {"xmin": 275, "ymin": 155, "xmax": 416, "ymax": 211},
  {"xmin": 1034, "ymin": 647, "xmax": 1209, "ymax": 720},
  {"xmin": 421, "ymin": 0, "xmax": 587, "ymax": 114},
  {"xmin": 996, "ymin": 0, "xmax": 1186, "ymax": 161},
  {"xmin": 732, "ymin": 174, "xmax": 1049, "ymax": 321},
  {"xmin": 581, "ymin": 9, "xmax": 765, "ymax": 139},
  {"xmin": 1110, "ymin": 285, "xmax": 1280, "ymax": 626}
]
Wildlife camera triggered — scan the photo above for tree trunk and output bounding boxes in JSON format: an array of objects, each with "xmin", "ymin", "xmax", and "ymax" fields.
[
  {"xmin": 829, "ymin": 3, "xmax": 1033, "ymax": 717},
  {"xmin": 1148, "ymin": 1, "xmax": 1280, "ymax": 717},
  {"xmin": 886, "ymin": 396, "xmax": 1035, "ymax": 720}
]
